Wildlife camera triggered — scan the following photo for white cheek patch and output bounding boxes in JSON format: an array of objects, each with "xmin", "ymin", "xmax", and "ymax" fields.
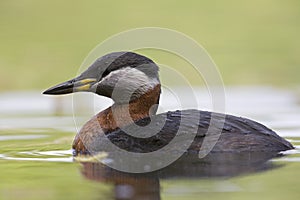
[
  {"xmin": 101, "ymin": 67, "xmax": 159, "ymax": 90},
  {"xmin": 99, "ymin": 67, "xmax": 159, "ymax": 102}
]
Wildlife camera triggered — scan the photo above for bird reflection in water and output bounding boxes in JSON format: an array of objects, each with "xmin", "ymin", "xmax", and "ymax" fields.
[{"xmin": 80, "ymin": 152, "xmax": 284, "ymax": 200}]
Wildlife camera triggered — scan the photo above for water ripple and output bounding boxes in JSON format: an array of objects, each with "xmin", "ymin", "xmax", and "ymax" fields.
[
  {"xmin": 0, "ymin": 149, "xmax": 73, "ymax": 162},
  {"xmin": 0, "ymin": 134, "xmax": 48, "ymax": 141}
]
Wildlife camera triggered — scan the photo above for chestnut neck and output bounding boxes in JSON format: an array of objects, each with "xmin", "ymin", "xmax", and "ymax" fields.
[{"xmin": 96, "ymin": 84, "xmax": 161, "ymax": 133}]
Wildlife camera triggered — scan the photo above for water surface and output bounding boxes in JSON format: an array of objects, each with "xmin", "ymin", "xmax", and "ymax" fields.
[{"xmin": 0, "ymin": 86, "xmax": 299, "ymax": 200}]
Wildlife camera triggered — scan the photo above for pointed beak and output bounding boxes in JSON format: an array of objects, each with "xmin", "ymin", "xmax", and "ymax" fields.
[{"xmin": 43, "ymin": 78, "xmax": 97, "ymax": 95}]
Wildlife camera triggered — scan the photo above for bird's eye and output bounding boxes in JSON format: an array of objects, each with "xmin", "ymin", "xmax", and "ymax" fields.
[{"xmin": 102, "ymin": 70, "xmax": 110, "ymax": 78}]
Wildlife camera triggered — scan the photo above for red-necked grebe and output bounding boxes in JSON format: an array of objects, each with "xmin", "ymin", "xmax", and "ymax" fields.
[{"xmin": 43, "ymin": 52, "xmax": 294, "ymax": 156}]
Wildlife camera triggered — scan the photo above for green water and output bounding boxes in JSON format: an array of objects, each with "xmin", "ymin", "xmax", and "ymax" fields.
[
  {"xmin": 1, "ymin": 88, "xmax": 300, "ymax": 200},
  {"xmin": 0, "ymin": 128, "xmax": 299, "ymax": 200}
]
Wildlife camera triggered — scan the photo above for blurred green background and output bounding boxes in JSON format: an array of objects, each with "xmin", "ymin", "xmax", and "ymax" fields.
[{"xmin": 0, "ymin": 0, "xmax": 299, "ymax": 91}]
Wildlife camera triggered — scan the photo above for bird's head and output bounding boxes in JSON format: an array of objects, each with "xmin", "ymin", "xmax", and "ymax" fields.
[{"xmin": 43, "ymin": 52, "xmax": 160, "ymax": 104}]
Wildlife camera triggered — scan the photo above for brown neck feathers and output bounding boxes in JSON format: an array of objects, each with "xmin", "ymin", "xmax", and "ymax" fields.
[{"xmin": 96, "ymin": 84, "xmax": 161, "ymax": 133}]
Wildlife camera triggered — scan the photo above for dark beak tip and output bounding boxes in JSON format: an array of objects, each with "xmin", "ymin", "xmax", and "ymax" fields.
[
  {"xmin": 42, "ymin": 83, "xmax": 74, "ymax": 95},
  {"xmin": 42, "ymin": 90, "xmax": 51, "ymax": 95},
  {"xmin": 42, "ymin": 77, "xmax": 96, "ymax": 95},
  {"xmin": 42, "ymin": 88, "xmax": 57, "ymax": 95}
]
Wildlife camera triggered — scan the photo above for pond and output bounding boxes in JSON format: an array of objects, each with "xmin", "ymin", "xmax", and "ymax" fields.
[{"xmin": 0, "ymin": 86, "xmax": 299, "ymax": 200}]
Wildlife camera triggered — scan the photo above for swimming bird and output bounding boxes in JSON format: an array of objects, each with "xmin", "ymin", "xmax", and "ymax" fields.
[{"xmin": 43, "ymin": 52, "xmax": 294, "ymax": 156}]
